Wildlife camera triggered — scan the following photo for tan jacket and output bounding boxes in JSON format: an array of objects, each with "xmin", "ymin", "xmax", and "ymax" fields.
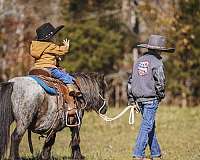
[{"xmin": 30, "ymin": 41, "xmax": 68, "ymax": 69}]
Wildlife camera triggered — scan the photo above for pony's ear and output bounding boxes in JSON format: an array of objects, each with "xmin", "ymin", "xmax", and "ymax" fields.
[
  {"xmin": 98, "ymin": 73, "xmax": 105, "ymax": 80},
  {"xmin": 99, "ymin": 73, "xmax": 107, "ymax": 88}
]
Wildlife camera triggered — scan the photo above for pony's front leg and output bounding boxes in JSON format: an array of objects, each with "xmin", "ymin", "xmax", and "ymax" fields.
[
  {"xmin": 70, "ymin": 109, "xmax": 85, "ymax": 160},
  {"xmin": 70, "ymin": 126, "xmax": 85, "ymax": 160},
  {"xmin": 39, "ymin": 133, "xmax": 56, "ymax": 160}
]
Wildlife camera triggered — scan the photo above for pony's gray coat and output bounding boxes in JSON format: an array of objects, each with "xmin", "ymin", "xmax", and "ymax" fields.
[
  {"xmin": 9, "ymin": 77, "xmax": 60, "ymax": 133},
  {"xmin": 0, "ymin": 73, "xmax": 107, "ymax": 160}
]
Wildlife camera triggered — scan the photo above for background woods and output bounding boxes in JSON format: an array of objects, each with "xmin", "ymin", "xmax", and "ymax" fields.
[{"xmin": 0, "ymin": 0, "xmax": 200, "ymax": 106}]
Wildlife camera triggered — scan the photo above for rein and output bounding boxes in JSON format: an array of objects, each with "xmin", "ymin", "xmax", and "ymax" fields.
[{"xmin": 98, "ymin": 94, "xmax": 136, "ymax": 125}]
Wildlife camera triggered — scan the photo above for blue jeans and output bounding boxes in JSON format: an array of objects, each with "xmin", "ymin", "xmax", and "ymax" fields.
[
  {"xmin": 133, "ymin": 99, "xmax": 161, "ymax": 158},
  {"xmin": 48, "ymin": 67, "xmax": 75, "ymax": 84}
]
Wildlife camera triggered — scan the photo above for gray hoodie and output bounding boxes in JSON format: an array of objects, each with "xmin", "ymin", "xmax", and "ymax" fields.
[{"xmin": 128, "ymin": 51, "xmax": 165, "ymax": 103}]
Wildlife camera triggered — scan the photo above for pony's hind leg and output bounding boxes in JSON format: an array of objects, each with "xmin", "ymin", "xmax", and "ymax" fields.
[
  {"xmin": 39, "ymin": 133, "xmax": 56, "ymax": 160},
  {"xmin": 9, "ymin": 123, "xmax": 27, "ymax": 160}
]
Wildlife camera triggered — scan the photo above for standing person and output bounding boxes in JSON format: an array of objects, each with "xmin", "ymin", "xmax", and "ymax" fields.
[
  {"xmin": 30, "ymin": 22, "xmax": 80, "ymax": 96},
  {"xmin": 127, "ymin": 35, "xmax": 175, "ymax": 160}
]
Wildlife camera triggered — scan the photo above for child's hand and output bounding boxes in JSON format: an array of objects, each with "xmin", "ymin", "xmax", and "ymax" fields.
[{"xmin": 63, "ymin": 38, "xmax": 70, "ymax": 50}]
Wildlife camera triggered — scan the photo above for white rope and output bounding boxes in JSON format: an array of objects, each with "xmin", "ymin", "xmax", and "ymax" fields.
[
  {"xmin": 98, "ymin": 94, "xmax": 139, "ymax": 125},
  {"xmin": 98, "ymin": 105, "xmax": 136, "ymax": 125}
]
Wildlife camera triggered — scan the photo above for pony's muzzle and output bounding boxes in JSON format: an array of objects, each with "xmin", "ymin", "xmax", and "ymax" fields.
[{"xmin": 100, "ymin": 107, "xmax": 107, "ymax": 114}]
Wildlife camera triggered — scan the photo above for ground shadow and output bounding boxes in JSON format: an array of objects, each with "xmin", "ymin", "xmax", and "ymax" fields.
[{"xmin": 21, "ymin": 156, "xmax": 73, "ymax": 160}]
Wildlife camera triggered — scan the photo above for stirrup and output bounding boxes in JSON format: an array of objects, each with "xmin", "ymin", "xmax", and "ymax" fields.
[
  {"xmin": 69, "ymin": 90, "xmax": 76, "ymax": 97},
  {"xmin": 75, "ymin": 91, "xmax": 82, "ymax": 98},
  {"xmin": 65, "ymin": 110, "xmax": 81, "ymax": 127},
  {"xmin": 69, "ymin": 90, "xmax": 82, "ymax": 98}
]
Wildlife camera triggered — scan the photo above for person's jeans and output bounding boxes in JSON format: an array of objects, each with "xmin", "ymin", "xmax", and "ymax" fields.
[
  {"xmin": 133, "ymin": 99, "xmax": 161, "ymax": 158},
  {"xmin": 48, "ymin": 67, "xmax": 75, "ymax": 84}
]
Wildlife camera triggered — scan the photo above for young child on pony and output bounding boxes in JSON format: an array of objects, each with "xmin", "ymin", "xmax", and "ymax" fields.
[{"xmin": 30, "ymin": 22, "xmax": 80, "ymax": 96}]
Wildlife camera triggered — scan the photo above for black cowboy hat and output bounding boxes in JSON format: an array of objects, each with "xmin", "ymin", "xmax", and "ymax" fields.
[
  {"xmin": 36, "ymin": 22, "xmax": 64, "ymax": 41},
  {"xmin": 137, "ymin": 35, "xmax": 175, "ymax": 53}
]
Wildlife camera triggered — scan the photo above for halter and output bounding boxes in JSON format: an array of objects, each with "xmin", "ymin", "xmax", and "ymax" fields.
[{"xmin": 98, "ymin": 93, "xmax": 107, "ymax": 114}]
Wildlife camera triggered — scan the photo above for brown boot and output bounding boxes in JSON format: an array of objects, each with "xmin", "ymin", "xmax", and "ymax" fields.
[
  {"xmin": 152, "ymin": 156, "xmax": 162, "ymax": 160},
  {"xmin": 133, "ymin": 158, "xmax": 152, "ymax": 160},
  {"xmin": 67, "ymin": 84, "xmax": 82, "ymax": 97}
]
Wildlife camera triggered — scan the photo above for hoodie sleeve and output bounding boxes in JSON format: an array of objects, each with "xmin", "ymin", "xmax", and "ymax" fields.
[
  {"xmin": 45, "ymin": 43, "xmax": 69, "ymax": 56},
  {"xmin": 152, "ymin": 64, "xmax": 165, "ymax": 100},
  {"xmin": 30, "ymin": 41, "xmax": 51, "ymax": 59},
  {"xmin": 127, "ymin": 75, "xmax": 136, "ymax": 104}
]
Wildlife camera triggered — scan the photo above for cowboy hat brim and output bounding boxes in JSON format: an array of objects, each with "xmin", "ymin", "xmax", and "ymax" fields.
[
  {"xmin": 53, "ymin": 25, "xmax": 64, "ymax": 36},
  {"xmin": 36, "ymin": 25, "xmax": 64, "ymax": 41},
  {"xmin": 137, "ymin": 44, "xmax": 175, "ymax": 53}
]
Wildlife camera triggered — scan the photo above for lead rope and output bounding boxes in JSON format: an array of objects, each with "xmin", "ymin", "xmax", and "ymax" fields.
[{"xmin": 98, "ymin": 94, "xmax": 137, "ymax": 125}]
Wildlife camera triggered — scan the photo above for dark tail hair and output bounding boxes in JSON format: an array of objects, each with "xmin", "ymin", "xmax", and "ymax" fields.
[
  {"xmin": 0, "ymin": 82, "xmax": 14, "ymax": 159},
  {"xmin": 28, "ymin": 129, "xmax": 34, "ymax": 154}
]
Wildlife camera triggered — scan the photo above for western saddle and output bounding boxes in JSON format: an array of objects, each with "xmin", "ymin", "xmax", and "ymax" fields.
[{"xmin": 29, "ymin": 68, "xmax": 80, "ymax": 123}]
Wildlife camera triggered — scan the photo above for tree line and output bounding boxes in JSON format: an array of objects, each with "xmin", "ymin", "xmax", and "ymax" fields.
[{"xmin": 0, "ymin": 0, "xmax": 199, "ymax": 106}]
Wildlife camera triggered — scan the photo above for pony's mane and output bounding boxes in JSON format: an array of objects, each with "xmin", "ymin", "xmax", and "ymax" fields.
[{"xmin": 73, "ymin": 72, "xmax": 105, "ymax": 111}]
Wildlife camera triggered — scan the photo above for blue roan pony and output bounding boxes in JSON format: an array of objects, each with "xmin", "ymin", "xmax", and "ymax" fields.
[{"xmin": 0, "ymin": 72, "xmax": 107, "ymax": 160}]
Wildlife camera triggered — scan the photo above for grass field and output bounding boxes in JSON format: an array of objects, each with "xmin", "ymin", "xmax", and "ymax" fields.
[{"xmin": 15, "ymin": 106, "xmax": 200, "ymax": 160}]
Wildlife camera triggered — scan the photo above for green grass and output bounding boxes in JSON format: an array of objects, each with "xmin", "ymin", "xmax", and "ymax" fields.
[{"xmin": 15, "ymin": 106, "xmax": 200, "ymax": 160}]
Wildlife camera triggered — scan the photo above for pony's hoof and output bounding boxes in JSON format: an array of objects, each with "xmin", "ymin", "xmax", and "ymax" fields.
[
  {"xmin": 78, "ymin": 154, "xmax": 85, "ymax": 160},
  {"xmin": 9, "ymin": 157, "xmax": 22, "ymax": 160},
  {"xmin": 72, "ymin": 153, "xmax": 85, "ymax": 160},
  {"xmin": 13, "ymin": 158, "xmax": 22, "ymax": 160},
  {"xmin": 38, "ymin": 154, "xmax": 51, "ymax": 160}
]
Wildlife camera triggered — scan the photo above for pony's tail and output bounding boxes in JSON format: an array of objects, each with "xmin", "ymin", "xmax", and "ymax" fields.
[
  {"xmin": 0, "ymin": 82, "xmax": 14, "ymax": 160},
  {"xmin": 28, "ymin": 129, "xmax": 34, "ymax": 154}
]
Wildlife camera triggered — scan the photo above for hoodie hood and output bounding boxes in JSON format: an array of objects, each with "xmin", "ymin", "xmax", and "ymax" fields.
[{"xmin": 30, "ymin": 41, "xmax": 52, "ymax": 59}]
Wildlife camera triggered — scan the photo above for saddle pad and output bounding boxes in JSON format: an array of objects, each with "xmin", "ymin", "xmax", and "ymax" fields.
[{"xmin": 29, "ymin": 75, "xmax": 58, "ymax": 95}]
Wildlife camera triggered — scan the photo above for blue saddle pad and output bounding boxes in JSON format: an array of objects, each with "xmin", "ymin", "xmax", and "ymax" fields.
[{"xmin": 29, "ymin": 75, "xmax": 58, "ymax": 95}]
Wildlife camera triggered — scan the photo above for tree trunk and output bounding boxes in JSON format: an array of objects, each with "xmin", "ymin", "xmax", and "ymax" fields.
[
  {"xmin": 121, "ymin": 0, "xmax": 131, "ymax": 29},
  {"xmin": 16, "ymin": 5, "xmax": 24, "ymax": 77},
  {"xmin": 181, "ymin": 92, "xmax": 187, "ymax": 107}
]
